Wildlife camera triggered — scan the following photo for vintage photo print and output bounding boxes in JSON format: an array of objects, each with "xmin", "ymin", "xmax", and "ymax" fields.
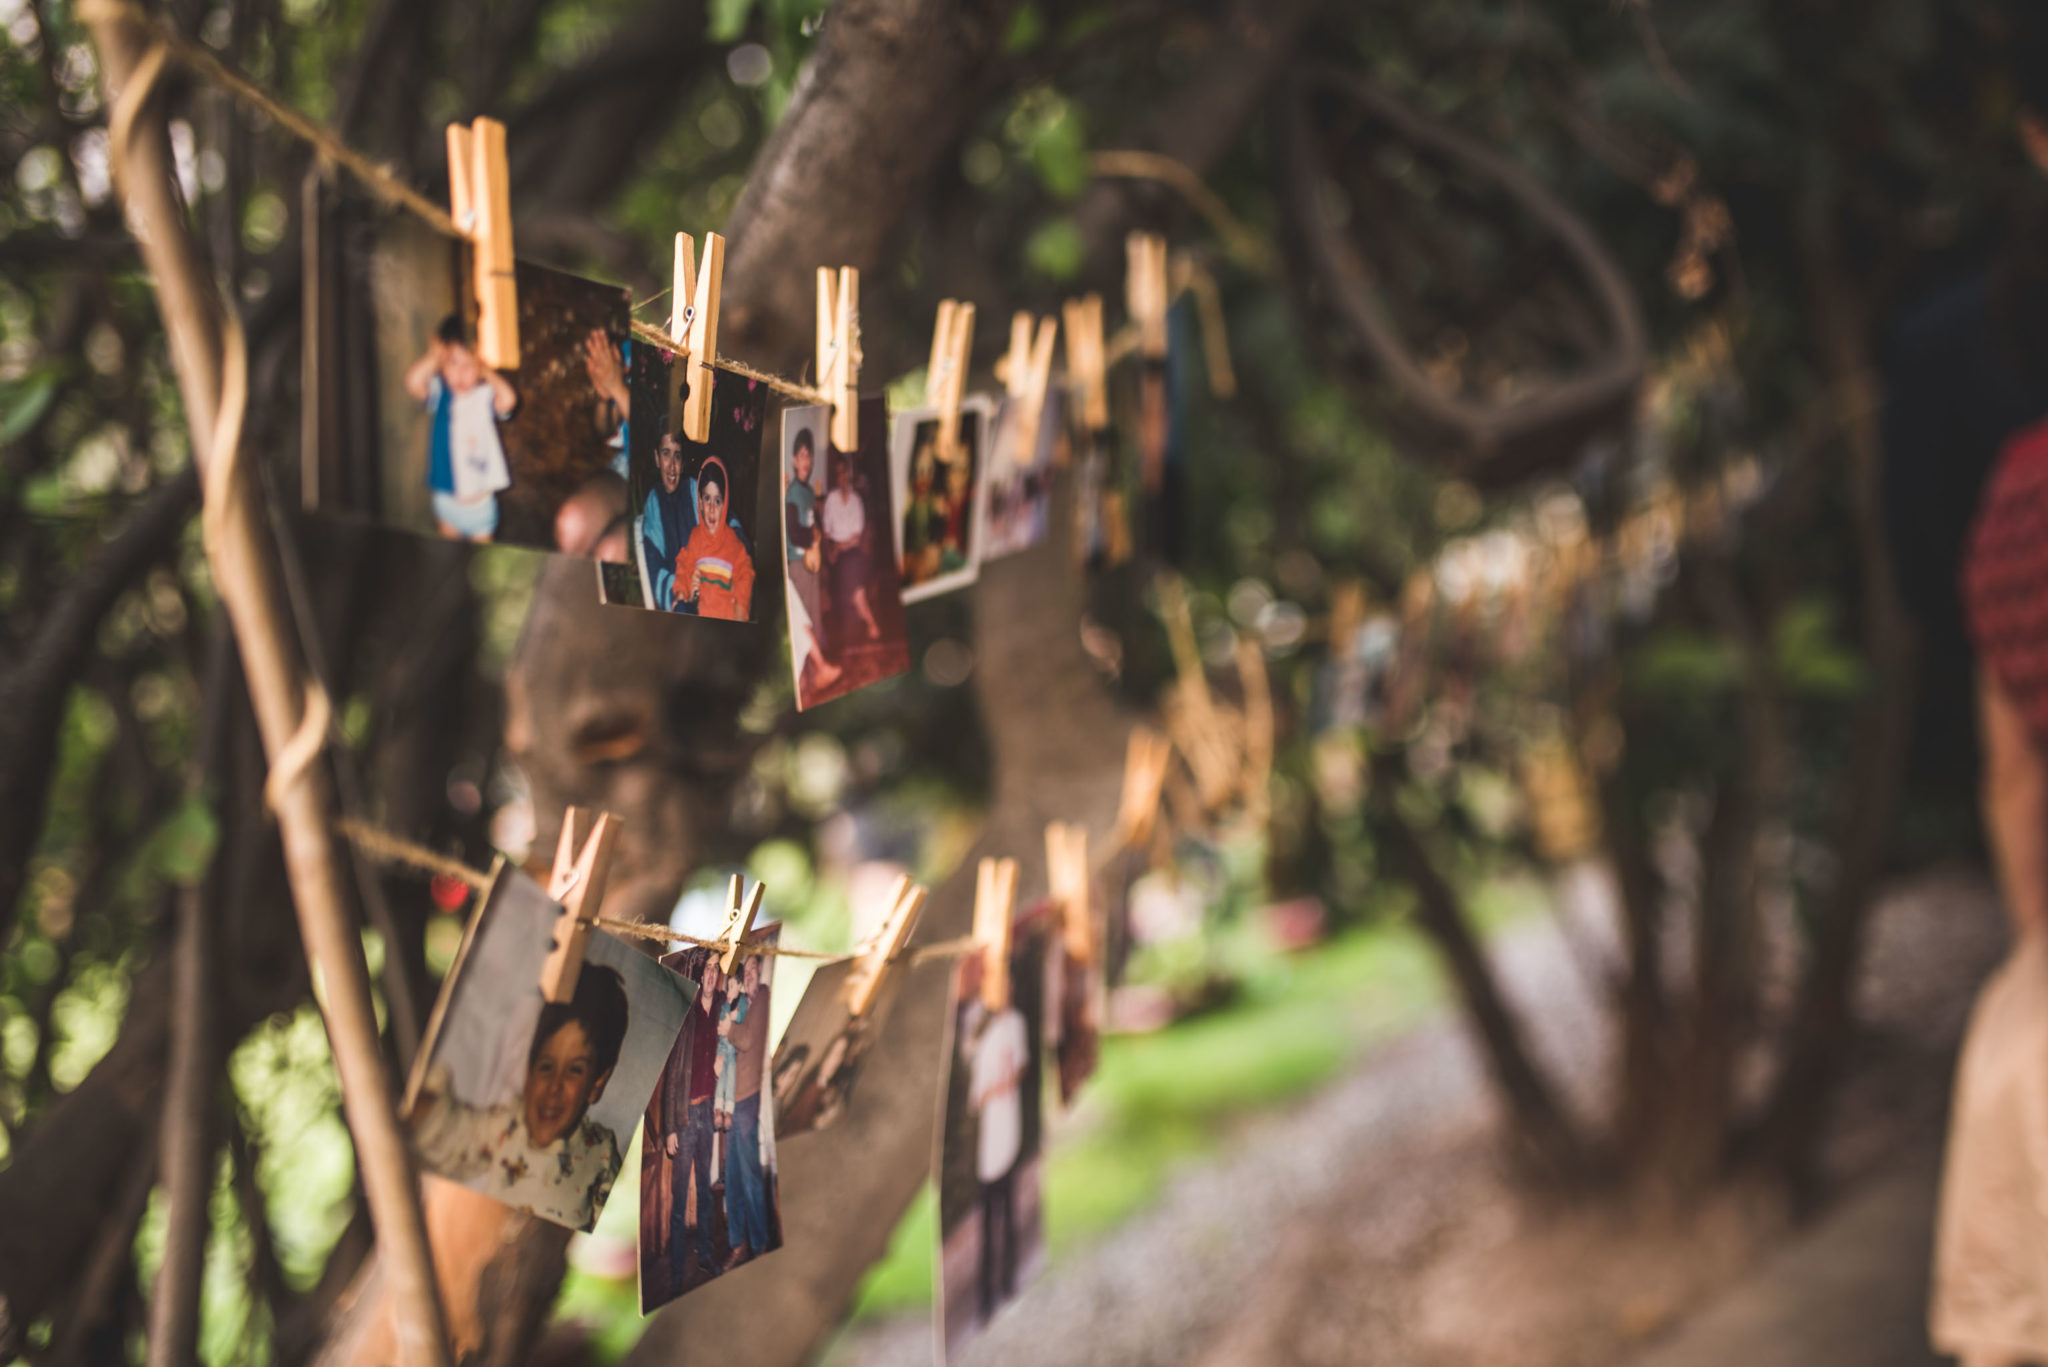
[
  {"xmin": 782, "ymin": 398, "xmax": 912, "ymax": 709},
  {"xmin": 640, "ymin": 926, "xmax": 784, "ymax": 1312},
  {"xmin": 890, "ymin": 395, "xmax": 994, "ymax": 604},
  {"xmin": 303, "ymin": 196, "xmax": 633, "ymax": 555},
  {"xmin": 1069, "ymin": 399, "xmax": 1131, "ymax": 573},
  {"xmin": 936, "ymin": 907, "xmax": 1051, "ymax": 1360},
  {"xmin": 610, "ymin": 356, "xmax": 767, "ymax": 620},
  {"xmin": 771, "ymin": 951, "xmax": 911, "ymax": 1141},
  {"xmin": 1042, "ymin": 903, "xmax": 1103, "ymax": 1108},
  {"xmin": 983, "ymin": 388, "xmax": 1060, "ymax": 561},
  {"xmin": 402, "ymin": 867, "xmax": 692, "ymax": 1232}
]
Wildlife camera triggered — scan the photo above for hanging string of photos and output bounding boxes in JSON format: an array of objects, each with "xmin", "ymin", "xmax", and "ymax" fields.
[{"xmin": 80, "ymin": 2, "xmax": 1265, "ymax": 1361}]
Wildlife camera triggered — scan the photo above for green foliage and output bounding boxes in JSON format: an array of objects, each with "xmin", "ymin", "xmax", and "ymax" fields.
[
  {"xmin": 1771, "ymin": 596, "xmax": 1866, "ymax": 698},
  {"xmin": 0, "ymin": 363, "xmax": 66, "ymax": 446},
  {"xmin": 1632, "ymin": 628, "xmax": 1743, "ymax": 698},
  {"xmin": 1025, "ymin": 218, "xmax": 1085, "ymax": 280},
  {"xmin": 1007, "ymin": 87, "xmax": 1090, "ymax": 200}
]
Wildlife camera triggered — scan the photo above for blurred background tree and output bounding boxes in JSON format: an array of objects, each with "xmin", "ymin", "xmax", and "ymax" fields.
[{"xmin": 0, "ymin": 0, "xmax": 2027, "ymax": 1364}]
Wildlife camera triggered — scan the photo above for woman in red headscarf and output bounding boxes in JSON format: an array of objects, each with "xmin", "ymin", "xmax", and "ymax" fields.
[
  {"xmin": 1936, "ymin": 415, "xmax": 2048, "ymax": 1365},
  {"xmin": 674, "ymin": 457, "xmax": 755, "ymax": 621}
]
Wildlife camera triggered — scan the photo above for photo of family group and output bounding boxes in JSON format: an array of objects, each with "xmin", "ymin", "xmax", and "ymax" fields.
[
  {"xmin": 608, "ymin": 354, "xmax": 768, "ymax": 620},
  {"xmin": 771, "ymin": 954, "xmax": 902, "ymax": 1139},
  {"xmin": 639, "ymin": 928, "xmax": 784, "ymax": 1312},
  {"xmin": 982, "ymin": 389, "xmax": 1061, "ymax": 561},
  {"xmin": 935, "ymin": 909, "xmax": 1050, "ymax": 1360},
  {"xmin": 891, "ymin": 397, "xmax": 994, "ymax": 604},
  {"xmin": 402, "ymin": 868, "xmax": 691, "ymax": 1232},
  {"xmin": 782, "ymin": 399, "xmax": 911, "ymax": 708},
  {"xmin": 303, "ymin": 196, "xmax": 634, "ymax": 554}
]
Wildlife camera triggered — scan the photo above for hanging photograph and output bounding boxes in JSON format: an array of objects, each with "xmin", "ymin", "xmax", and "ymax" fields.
[
  {"xmin": 640, "ymin": 927, "xmax": 784, "ymax": 1312},
  {"xmin": 890, "ymin": 395, "xmax": 994, "ymax": 604},
  {"xmin": 782, "ymin": 398, "xmax": 911, "ymax": 708},
  {"xmin": 1042, "ymin": 901, "xmax": 1103, "ymax": 1108},
  {"xmin": 303, "ymin": 197, "xmax": 634, "ymax": 556},
  {"xmin": 982, "ymin": 388, "xmax": 1061, "ymax": 561},
  {"xmin": 770, "ymin": 952, "xmax": 908, "ymax": 1140},
  {"xmin": 607, "ymin": 356, "xmax": 767, "ymax": 620},
  {"xmin": 402, "ymin": 867, "xmax": 692, "ymax": 1233},
  {"xmin": 935, "ymin": 907, "xmax": 1051, "ymax": 1361}
]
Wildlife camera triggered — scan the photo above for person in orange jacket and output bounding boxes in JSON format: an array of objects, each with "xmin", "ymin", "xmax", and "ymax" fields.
[{"xmin": 674, "ymin": 456, "xmax": 755, "ymax": 620}]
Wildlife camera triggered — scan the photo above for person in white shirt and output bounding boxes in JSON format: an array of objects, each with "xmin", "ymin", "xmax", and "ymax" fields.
[
  {"xmin": 409, "ymin": 965, "xmax": 629, "ymax": 1231},
  {"xmin": 968, "ymin": 1000, "xmax": 1030, "ymax": 1320},
  {"xmin": 822, "ymin": 447, "xmax": 884, "ymax": 642}
]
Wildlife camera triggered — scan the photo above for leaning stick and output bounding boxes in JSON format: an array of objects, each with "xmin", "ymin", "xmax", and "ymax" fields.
[{"xmin": 81, "ymin": 9, "xmax": 450, "ymax": 1366}]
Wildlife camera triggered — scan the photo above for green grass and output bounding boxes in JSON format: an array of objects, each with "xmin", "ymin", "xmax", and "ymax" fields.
[{"xmin": 846, "ymin": 916, "xmax": 1454, "ymax": 1319}]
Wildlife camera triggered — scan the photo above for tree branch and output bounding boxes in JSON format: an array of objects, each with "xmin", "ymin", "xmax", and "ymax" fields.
[
  {"xmin": 0, "ymin": 462, "xmax": 198, "ymax": 943},
  {"xmin": 1280, "ymin": 65, "xmax": 1648, "ymax": 485}
]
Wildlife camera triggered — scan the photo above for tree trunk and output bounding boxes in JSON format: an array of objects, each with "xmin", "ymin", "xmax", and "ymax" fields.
[
  {"xmin": 1372, "ymin": 756, "xmax": 1592, "ymax": 1185},
  {"xmin": 1749, "ymin": 212, "xmax": 1918, "ymax": 1189},
  {"xmin": 84, "ymin": 12, "xmax": 449, "ymax": 1363}
]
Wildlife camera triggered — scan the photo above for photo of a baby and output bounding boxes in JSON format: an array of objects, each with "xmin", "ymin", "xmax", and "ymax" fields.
[{"xmin": 403, "ymin": 868, "xmax": 691, "ymax": 1232}]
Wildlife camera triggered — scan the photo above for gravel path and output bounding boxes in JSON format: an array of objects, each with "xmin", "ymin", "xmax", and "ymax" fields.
[
  {"xmin": 825, "ymin": 866, "xmax": 2006, "ymax": 1367},
  {"xmin": 823, "ymin": 876, "xmax": 1622, "ymax": 1367}
]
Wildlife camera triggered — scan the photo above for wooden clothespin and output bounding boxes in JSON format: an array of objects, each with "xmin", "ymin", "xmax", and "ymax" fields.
[
  {"xmin": 1045, "ymin": 822, "xmax": 1092, "ymax": 964},
  {"xmin": 925, "ymin": 298, "xmax": 976, "ymax": 463},
  {"xmin": 816, "ymin": 267, "xmax": 862, "ymax": 453},
  {"xmin": 668, "ymin": 231, "xmax": 725, "ymax": 442},
  {"xmin": 843, "ymin": 874, "xmax": 928, "ymax": 1018},
  {"xmin": 445, "ymin": 117, "xmax": 519, "ymax": 370},
  {"xmin": 1062, "ymin": 293, "xmax": 1108, "ymax": 431},
  {"xmin": 1125, "ymin": 232, "xmax": 1169, "ymax": 362},
  {"xmin": 995, "ymin": 311, "xmax": 1059, "ymax": 471},
  {"xmin": 716, "ymin": 873, "xmax": 767, "ymax": 976},
  {"xmin": 540, "ymin": 807, "xmax": 621, "ymax": 1003},
  {"xmin": 1114, "ymin": 727, "xmax": 1174, "ymax": 853},
  {"xmin": 972, "ymin": 857, "xmax": 1019, "ymax": 1012}
]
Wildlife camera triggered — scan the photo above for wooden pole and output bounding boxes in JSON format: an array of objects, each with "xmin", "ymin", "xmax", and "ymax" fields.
[{"xmin": 82, "ymin": 10, "xmax": 450, "ymax": 1365}]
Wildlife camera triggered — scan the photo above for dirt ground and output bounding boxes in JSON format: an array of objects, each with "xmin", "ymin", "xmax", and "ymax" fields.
[{"xmin": 823, "ymin": 866, "xmax": 2004, "ymax": 1367}]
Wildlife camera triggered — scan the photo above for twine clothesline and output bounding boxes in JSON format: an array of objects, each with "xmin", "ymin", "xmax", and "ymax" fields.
[
  {"xmin": 84, "ymin": 0, "xmax": 1247, "ymax": 419},
  {"xmin": 336, "ymin": 818, "xmax": 965, "ymax": 963},
  {"xmin": 84, "ymin": 0, "xmax": 842, "ymax": 408}
]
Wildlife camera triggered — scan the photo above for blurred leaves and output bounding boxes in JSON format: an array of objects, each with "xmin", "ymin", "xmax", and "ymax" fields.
[{"xmin": 0, "ymin": 363, "xmax": 66, "ymax": 446}]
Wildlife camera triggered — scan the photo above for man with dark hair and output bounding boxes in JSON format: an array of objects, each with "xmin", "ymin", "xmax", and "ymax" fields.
[
  {"xmin": 410, "ymin": 965, "xmax": 631, "ymax": 1231},
  {"xmin": 641, "ymin": 418, "xmax": 696, "ymax": 611}
]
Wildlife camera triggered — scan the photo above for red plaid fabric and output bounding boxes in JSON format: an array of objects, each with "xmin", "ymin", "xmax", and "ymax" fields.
[{"xmin": 1965, "ymin": 417, "xmax": 2048, "ymax": 740}]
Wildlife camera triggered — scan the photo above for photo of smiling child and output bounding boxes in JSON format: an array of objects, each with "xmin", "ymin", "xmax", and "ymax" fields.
[{"xmin": 404, "ymin": 868, "xmax": 691, "ymax": 1232}]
